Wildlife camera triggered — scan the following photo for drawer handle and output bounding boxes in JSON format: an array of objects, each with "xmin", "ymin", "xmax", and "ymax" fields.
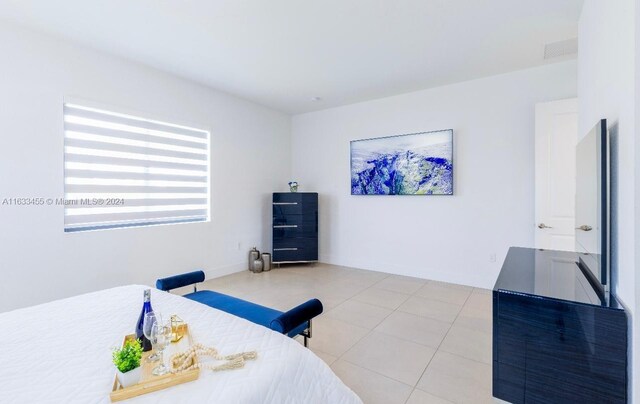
[
  {"xmin": 274, "ymin": 248, "xmax": 298, "ymax": 251},
  {"xmin": 273, "ymin": 202, "xmax": 298, "ymax": 205},
  {"xmin": 273, "ymin": 225, "xmax": 298, "ymax": 228}
]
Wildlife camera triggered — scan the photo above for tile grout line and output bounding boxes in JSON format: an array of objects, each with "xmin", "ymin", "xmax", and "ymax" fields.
[
  {"xmin": 437, "ymin": 290, "xmax": 493, "ymax": 366},
  {"xmin": 328, "ymin": 276, "xmax": 432, "ymax": 399},
  {"xmin": 335, "ymin": 359, "xmax": 417, "ymax": 398},
  {"xmin": 405, "ymin": 288, "xmax": 475, "ymax": 404},
  {"xmin": 306, "ymin": 268, "xmax": 397, "ymax": 365},
  {"xmin": 372, "ymin": 280, "xmax": 471, "ymax": 404},
  {"xmin": 332, "ymin": 278, "xmax": 471, "ymax": 401},
  {"xmin": 311, "ymin": 268, "xmax": 491, "ymax": 400},
  {"xmin": 207, "ymin": 263, "xmax": 491, "ymax": 404},
  {"xmin": 317, "ymin": 292, "xmax": 493, "ymax": 369}
]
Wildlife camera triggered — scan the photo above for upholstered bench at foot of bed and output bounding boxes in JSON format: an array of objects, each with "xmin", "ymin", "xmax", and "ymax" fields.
[
  {"xmin": 156, "ymin": 270, "xmax": 323, "ymax": 346},
  {"xmin": 184, "ymin": 290, "xmax": 310, "ymax": 337}
]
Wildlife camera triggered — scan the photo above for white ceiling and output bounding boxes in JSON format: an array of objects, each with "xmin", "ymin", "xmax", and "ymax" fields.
[{"xmin": 0, "ymin": 1, "xmax": 583, "ymax": 114}]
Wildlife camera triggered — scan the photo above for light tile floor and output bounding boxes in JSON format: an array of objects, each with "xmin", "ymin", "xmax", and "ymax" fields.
[{"xmin": 200, "ymin": 263, "xmax": 496, "ymax": 404}]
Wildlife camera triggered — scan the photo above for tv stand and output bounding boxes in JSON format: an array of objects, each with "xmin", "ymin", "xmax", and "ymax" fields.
[{"xmin": 493, "ymin": 247, "xmax": 628, "ymax": 403}]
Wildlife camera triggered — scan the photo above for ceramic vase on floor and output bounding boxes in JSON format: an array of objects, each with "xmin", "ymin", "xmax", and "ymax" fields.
[{"xmin": 248, "ymin": 247, "xmax": 260, "ymax": 272}]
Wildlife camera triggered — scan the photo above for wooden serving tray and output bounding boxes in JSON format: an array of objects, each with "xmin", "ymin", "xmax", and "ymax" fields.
[{"xmin": 110, "ymin": 324, "xmax": 200, "ymax": 402}]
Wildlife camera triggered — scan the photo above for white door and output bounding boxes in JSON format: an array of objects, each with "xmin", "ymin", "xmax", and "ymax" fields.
[{"xmin": 534, "ymin": 98, "xmax": 578, "ymax": 251}]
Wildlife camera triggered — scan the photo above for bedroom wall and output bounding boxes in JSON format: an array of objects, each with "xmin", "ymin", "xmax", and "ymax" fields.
[
  {"xmin": 291, "ymin": 61, "xmax": 577, "ymax": 289},
  {"xmin": 637, "ymin": 1, "xmax": 640, "ymax": 396},
  {"xmin": 0, "ymin": 22, "xmax": 291, "ymax": 311},
  {"xmin": 578, "ymin": 0, "xmax": 637, "ymax": 399}
]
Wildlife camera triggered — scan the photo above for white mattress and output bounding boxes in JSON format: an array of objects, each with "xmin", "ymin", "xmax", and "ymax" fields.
[{"xmin": 0, "ymin": 285, "xmax": 361, "ymax": 404}]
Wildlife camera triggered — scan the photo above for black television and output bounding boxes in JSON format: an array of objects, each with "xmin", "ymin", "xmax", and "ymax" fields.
[{"xmin": 575, "ymin": 119, "xmax": 610, "ymax": 303}]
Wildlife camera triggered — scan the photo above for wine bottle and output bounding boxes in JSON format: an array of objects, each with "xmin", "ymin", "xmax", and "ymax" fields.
[{"xmin": 135, "ymin": 289, "xmax": 154, "ymax": 352}]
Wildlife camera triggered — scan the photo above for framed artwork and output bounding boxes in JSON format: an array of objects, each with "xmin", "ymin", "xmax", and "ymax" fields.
[{"xmin": 350, "ymin": 129, "xmax": 453, "ymax": 195}]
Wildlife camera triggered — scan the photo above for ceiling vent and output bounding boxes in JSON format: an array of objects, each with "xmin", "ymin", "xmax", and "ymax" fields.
[{"xmin": 544, "ymin": 38, "xmax": 578, "ymax": 59}]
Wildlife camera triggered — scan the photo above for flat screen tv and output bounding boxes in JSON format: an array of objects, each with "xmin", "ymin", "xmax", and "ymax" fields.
[{"xmin": 575, "ymin": 119, "xmax": 610, "ymax": 303}]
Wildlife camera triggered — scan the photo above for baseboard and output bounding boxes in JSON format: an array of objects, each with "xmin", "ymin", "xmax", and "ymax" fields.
[
  {"xmin": 199, "ymin": 255, "xmax": 495, "ymax": 289},
  {"xmin": 203, "ymin": 262, "xmax": 246, "ymax": 280},
  {"xmin": 319, "ymin": 252, "xmax": 494, "ymax": 290}
]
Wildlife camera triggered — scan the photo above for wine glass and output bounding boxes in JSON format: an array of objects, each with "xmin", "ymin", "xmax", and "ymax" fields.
[
  {"xmin": 143, "ymin": 312, "xmax": 160, "ymax": 362},
  {"xmin": 150, "ymin": 320, "xmax": 172, "ymax": 376}
]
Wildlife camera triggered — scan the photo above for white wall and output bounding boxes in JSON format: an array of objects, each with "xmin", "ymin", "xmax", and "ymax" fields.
[
  {"xmin": 578, "ymin": 1, "xmax": 637, "ymax": 400},
  {"xmin": 291, "ymin": 61, "xmax": 577, "ymax": 289},
  {"xmin": 578, "ymin": 0, "xmax": 636, "ymax": 305},
  {"xmin": 637, "ymin": 2, "xmax": 640, "ymax": 397},
  {"xmin": 0, "ymin": 23, "xmax": 291, "ymax": 311}
]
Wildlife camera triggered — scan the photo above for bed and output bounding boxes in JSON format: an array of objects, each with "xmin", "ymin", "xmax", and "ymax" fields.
[{"xmin": 0, "ymin": 285, "xmax": 361, "ymax": 403}]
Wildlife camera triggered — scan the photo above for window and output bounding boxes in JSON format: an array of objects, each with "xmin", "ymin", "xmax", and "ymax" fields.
[{"xmin": 63, "ymin": 103, "xmax": 209, "ymax": 232}]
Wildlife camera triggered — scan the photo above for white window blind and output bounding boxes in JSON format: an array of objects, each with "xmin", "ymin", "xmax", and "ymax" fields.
[{"xmin": 63, "ymin": 103, "xmax": 209, "ymax": 232}]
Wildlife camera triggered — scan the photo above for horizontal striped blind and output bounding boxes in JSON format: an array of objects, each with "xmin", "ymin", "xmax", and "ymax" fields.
[{"xmin": 63, "ymin": 103, "xmax": 209, "ymax": 232}]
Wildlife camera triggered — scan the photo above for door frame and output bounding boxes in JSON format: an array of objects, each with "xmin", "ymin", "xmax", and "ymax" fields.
[{"xmin": 534, "ymin": 98, "xmax": 579, "ymax": 250}]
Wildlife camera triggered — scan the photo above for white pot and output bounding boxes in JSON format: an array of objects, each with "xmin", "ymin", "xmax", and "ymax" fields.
[{"xmin": 116, "ymin": 366, "xmax": 142, "ymax": 388}]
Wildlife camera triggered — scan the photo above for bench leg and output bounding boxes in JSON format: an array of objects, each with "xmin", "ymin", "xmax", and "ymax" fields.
[{"xmin": 302, "ymin": 319, "xmax": 312, "ymax": 348}]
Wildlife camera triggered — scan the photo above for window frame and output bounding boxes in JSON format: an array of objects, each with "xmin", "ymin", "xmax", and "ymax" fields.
[{"xmin": 62, "ymin": 97, "xmax": 211, "ymax": 233}]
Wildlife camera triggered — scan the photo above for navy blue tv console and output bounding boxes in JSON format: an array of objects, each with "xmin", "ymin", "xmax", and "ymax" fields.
[
  {"xmin": 493, "ymin": 247, "xmax": 628, "ymax": 403},
  {"xmin": 272, "ymin": 192, "xmax": 318, "ymax": 263}
]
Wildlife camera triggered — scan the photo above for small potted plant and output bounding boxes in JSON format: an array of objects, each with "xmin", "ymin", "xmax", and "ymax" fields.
[
  {"xmin": 113, "ymin": 339, "xmax": 143, "ymax": 388},
  {"xmin": 288, "ymin": 181, "xmax": 298, "ymax": 192}
]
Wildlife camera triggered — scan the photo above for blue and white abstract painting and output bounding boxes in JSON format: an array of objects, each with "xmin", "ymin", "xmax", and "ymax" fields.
[{"xmin": 351, "ymin": 130, "xmax": 453, "ymax": 195}]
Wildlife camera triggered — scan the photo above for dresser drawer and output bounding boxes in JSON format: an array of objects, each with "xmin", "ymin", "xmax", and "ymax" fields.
[
  {"xmin": 273, "ymin": 214, "xmax": 316, "ymax": 226},
  {"xmin": 493, "ymin": 361, "xmax": 525, "ymax": 404},
  {"xmin": 273, "ymin": 237, "xmax": 317, "ymax": 250},
  {"xmin": 497, "ymin": 292, "xmax": 626, "ymax": 351},
  {"xmin": 495, "ymin": 314, "xmax": 626, "ymax": 385},
  {"xmin": 273, "ymin": 202, "xmax": 317, "ymax": 216},
  {"xmin": 273, "ymin": 192, "xmax": 317, "ymax": 204},
  {"xmin": 273, "ymin": 222, "xmax": 317, "ymax": 239},
  {"xmin": 272, "ymin": 245, "xmax": 318, "ymax": 262},
  {"xmin": 273, "ymin": 193, "xmax": 317, "ymax": 215},
  {"xmin": 273, "ymin": 212, "xmax": 317, "ymax": 239}
]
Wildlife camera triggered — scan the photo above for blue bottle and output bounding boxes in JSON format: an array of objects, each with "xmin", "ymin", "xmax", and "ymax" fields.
[{"xmin": 135, "ymin": 289, "xmax": 154, "ymax": 352}]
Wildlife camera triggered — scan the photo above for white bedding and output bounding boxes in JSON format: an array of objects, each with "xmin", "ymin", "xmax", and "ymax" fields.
[{"xmin": 0, "ymin": 285, "xmax": 361, "ymax": 404}]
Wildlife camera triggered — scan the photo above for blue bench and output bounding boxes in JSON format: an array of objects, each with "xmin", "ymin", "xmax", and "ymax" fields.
[{"xmin": 156, "ymin": 270, "xmax": 323, "ymax": 347}]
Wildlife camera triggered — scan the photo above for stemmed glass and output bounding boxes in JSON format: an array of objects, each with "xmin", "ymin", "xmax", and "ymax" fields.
[
  {"xmin": 150, "ymin": 320, "xmax": 172, "ymax": 376},
  {"xmin": 143, "ymin": 312, "xmax": 160, "ymax": 362}
]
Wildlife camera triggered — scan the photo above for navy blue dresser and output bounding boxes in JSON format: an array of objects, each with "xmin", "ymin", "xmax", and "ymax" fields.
[
  {"xmin": 272, "ymin": 192, "xmax": 318, "ymax": 263},
  {"xmin": 493, "ymin": 247, "xmax": 628, "ymax": 403}
]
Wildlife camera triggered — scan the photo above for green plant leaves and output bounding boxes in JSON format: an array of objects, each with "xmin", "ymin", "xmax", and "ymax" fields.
[{"xmin": 113, "ymin": 339, "xmax": 143, "ymax": 373}]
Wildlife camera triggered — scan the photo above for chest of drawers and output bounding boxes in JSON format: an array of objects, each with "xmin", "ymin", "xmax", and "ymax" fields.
[{"xmin": 272, "ymin": 192, "xmax": 318, "ymax": 263}]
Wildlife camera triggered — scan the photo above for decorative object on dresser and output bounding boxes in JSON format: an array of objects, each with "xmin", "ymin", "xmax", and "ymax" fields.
[
  {"xmin": 350, "ymin": 129, "xmax": 453, "ymax": 195},
  {"xmin": 288, "ymin": 181, "xmax": 299, "ymax": 192},
  {"xmin": 272, "ymin": 192, "xmax": 318, "ymax": 264},
  {"xmin": 493, "ymin": 247, "xmax": 628, "ymax": 404}
]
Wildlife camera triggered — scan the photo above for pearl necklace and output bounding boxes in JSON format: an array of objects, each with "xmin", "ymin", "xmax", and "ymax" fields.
[{"xmin": 169, "ymin": 343, "xmax": 258, "ymax": 373}]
